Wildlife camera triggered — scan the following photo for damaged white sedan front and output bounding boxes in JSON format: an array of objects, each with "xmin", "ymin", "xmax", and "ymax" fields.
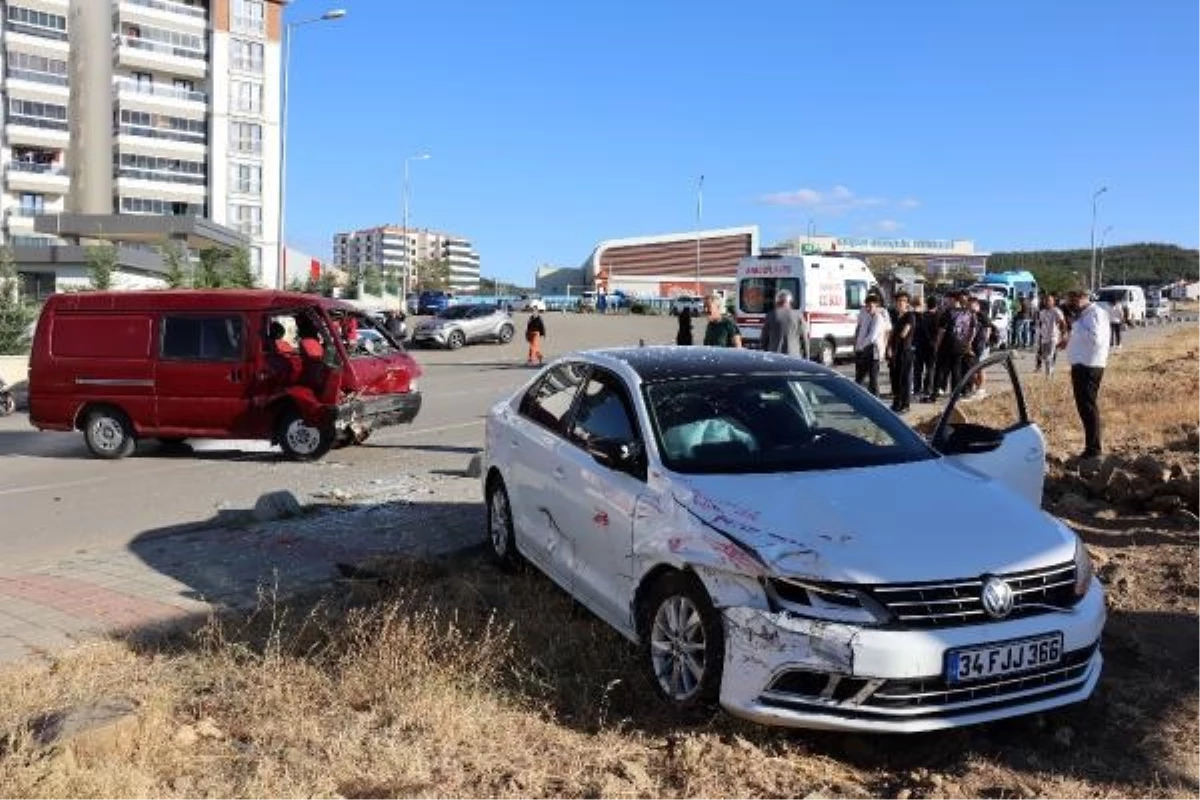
[{"xmin": 480, "ymin": 347, "xmax": 1105, "ymax": 733}]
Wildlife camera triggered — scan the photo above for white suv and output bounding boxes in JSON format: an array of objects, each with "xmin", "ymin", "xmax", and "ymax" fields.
[{"xmin": 670, "ymin": 295, "xmax": 705, "ymax": 316}]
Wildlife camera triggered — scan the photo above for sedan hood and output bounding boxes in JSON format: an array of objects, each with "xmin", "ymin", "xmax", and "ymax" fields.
[{"xmin": 671, "ymin": 459, "xmax": 1074, "ymax": 584}]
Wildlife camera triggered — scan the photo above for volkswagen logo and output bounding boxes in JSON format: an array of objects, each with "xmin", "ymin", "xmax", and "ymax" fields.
[{"xmin": 981, "ymin": 576, "xmax": 1015, "ymax": 619}]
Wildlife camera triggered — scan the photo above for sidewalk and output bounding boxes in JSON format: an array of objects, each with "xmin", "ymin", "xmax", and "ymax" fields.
[{"xmin": 0, "ymin": 473, "xmax": 484, "ymax": 663}]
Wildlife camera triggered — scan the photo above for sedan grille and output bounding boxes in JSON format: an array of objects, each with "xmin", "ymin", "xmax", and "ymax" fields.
[{"xmin": 868, "ymin": 562, "xmax": 1077, "ymax": 629}]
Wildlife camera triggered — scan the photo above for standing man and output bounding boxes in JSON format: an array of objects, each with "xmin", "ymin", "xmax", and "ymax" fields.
[
  {"xmin": 853, "ymin": 294, "xmax": 885, "ymax": 396},
  {"xmin": 1061, "ymin": 290, "xmax": 1110, "ymax": 459},
  {"xmin": 761, "ymin": 289, "xmax": 808, "ymax": 358},
  {"xmin": 1035, "ymin": 293, "xmax": 1067, "ymax": 376},
  {"xmin": 702, "ymin": 293, "xmax": 742, "ymax": 348},
  {"xmin": 886, "ymin": 291, "xmax": 916, "ymax": 413}
]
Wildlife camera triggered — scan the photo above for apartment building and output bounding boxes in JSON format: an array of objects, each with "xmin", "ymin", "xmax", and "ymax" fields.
[
  {"xmin": 332, "ymin": 225, "xmax": 481, "ymax": 293},
  {"xmin": 0, "ymin": 0, "xmax": 283, "ymax": 285}
]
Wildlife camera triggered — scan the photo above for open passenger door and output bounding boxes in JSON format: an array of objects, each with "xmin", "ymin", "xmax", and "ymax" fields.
[{"xmin": 929, "ymin": 351, "xmax": 1046, "ymax": 507}]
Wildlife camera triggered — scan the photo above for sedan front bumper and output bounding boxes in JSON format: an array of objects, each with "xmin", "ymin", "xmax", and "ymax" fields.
[{"xmin": 718, "ymin": 578, "xmax": 1106, "ymax": 733}]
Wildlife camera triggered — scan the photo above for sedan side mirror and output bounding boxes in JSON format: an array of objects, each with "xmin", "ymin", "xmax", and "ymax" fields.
[
  {"xmin": 936, "ymin": 423, "xmax": 1005, "ymax": 456},
  {"xmin": 588, "ymin": 438, "xmax": 644, "ymax": 473}
]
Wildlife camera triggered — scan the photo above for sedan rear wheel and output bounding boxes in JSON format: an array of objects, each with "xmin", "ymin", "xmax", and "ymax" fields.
[
  {"xmin": 640, "ymin": 572, "xmax": 724, "ymax": 712},
  {"xmin": 497, "ymin": 324, "xmax": 515, "ymax": 344}
]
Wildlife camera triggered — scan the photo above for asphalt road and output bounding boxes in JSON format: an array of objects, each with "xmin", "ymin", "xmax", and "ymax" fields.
[{"xmin": 0, "ymin": 311, "xmax": 1187, "ymax": 566}]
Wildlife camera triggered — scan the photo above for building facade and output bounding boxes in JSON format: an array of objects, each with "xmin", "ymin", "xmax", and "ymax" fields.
[
  {"xmin": 1, "ymin": 0, "xmax": 283, "ymax": 284},
  {"xmin": 765, "ymin": 235, "xmax": 989, "ymax": 278},
  {"xmin": 331, "ymin": 225, "xmax": 481, "ymax": 293},
  {"xmin": 572, "ymin": 225, "xmax": 759, "ymax": 297}
]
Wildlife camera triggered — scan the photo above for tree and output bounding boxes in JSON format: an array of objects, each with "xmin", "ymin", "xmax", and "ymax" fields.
[
  {"xmin": 318, "ymin": 271, "xmax": 338, "ymax": 297},
  {"xmin": 225, "ymin": 246, "xmax": 256, "ymax": 289},
  {"xmin": 286, "ymin": 277, "xmax": 306, "ymax": 292},
  {"xmin": 195, "ymin": 248, "xmax": 227, "ymax": 288},
  {"xmin": 0, "ymin": 245, "xmax": 39, "ymax": 355},
  {"xmin": 86, "ymin": 242, "xmax": 118, "ymax": 290},
  {"xmin": 160, "ymin": 240, "xmax": 190, "ymax": 288},
  {"xmin": 382, "ymin": 269, "xmax": 399, "ymax": 295},
  {"xmin": 416, "ymin": 257, "xmax": 451, "ymax": 291},
  {"xmin": 363, "ymin": 265, "xmax": 383, "ymax": 296}
]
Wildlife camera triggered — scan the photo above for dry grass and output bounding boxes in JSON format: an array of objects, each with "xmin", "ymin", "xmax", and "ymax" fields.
[{"xmin": 0, "ymin": 331, "xmax": 1196, "ymax": 799}]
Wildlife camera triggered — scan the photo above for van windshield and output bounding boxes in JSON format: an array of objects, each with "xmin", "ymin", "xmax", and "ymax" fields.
[
  {"xmin": 740, "ymin": 277, "xmax": 800, "ymax": 314},
  {"xmin": 1095, "ymin": 289, "xmax": 1127, "ymax": 304}
]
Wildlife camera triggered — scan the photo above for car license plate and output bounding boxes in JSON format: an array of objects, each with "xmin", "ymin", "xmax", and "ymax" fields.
[{"xmin": 946, "ymin": 633, "xmax": 1063, "ymax": 684}]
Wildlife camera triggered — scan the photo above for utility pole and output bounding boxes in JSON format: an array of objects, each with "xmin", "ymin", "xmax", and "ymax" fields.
[
  {"xmin": 1089, "ymin": 186, "xmax": 1108, "ymax": 292},
  {"xmin": 694, "ymin": 174, "xmax": 704, "ymax": 295}
]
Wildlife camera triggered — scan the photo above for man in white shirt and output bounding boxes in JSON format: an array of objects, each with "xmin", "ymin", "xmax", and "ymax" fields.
[
  {"xmin": 1061, "ymin": 290, "xmax": 1111, "ymax": 459},
  {"xmin": 853, "ymin": 294, "xmax": 886, "ymax": 396}
]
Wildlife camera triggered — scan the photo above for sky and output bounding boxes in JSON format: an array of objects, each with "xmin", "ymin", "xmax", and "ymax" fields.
[{"xmin": 282, "ymin": 0, "xmax": 1200, "ymax": 285}]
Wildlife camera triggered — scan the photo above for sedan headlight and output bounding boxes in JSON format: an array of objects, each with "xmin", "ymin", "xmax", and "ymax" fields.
[
  {"xmin": 766, "ymin": 577, "xmax": 894, "ymax": 626},
  {"xmin": 1073, "ymin": 537, "xmax": 1094, "ymax": 599}
]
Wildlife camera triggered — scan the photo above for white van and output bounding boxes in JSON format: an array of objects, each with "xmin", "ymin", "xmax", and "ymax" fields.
[
  {"xmin": 735, "ymin": 254, "xmax": 877, "ymax": 365},
  {"xmin": 1095, "ymin": 285, "xmax": 1146, "ymax": 325}
]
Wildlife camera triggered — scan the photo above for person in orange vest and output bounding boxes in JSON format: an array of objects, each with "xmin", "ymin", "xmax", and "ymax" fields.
[{"xmin": 525, "ymin": 309, "xmax": 546, "ymax": 366}]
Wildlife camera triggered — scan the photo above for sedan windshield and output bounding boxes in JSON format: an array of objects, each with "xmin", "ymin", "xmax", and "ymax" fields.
[{"xmin": 644, "ymin": 374, "xmax": 935, "ymax": 474}]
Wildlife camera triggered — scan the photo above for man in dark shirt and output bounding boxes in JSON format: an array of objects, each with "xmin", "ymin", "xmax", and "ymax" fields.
[
  {"xmin": 702, "ymin": 294, "xmax": 742, "ymax": 348},
  {"xmin": 886, "ymin": 292, "xmax": 916, "ymax": 413},
  {"xmin": 913, "ymin": 295, "xmax": 938, "ymax": 400}
]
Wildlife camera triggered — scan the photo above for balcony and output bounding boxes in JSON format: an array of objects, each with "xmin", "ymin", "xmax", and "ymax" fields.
[
  {"xmin": 113, "ymin": 76, "xmax": 206, "ymax": 105},
  {"xmin": 6, "ymin": 161, "xmax": 69, "ymax": 193},
  {"xmin": 122, "ymin": 0, "xmax": 206, "ymax": 20},
  {"xmin": 4, "ymin": 19, "xmax": 68, "ymax": 43},
  {"xmin": 116, "ymin": 35, "xmax": 208, "ymax": 79},
  {"xmin": 116, "ymin": 166, "xmax": 205, "ymax": 186},
  {"xmin": 5, "ymin": 116, "xmax": 70, "ymax": 147},
  {"xmin": 6, "ymin": 66, "xmax": 69, "ymax": 88}
]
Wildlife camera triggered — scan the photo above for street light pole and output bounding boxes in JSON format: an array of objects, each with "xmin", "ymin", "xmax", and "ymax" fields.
[
  {"xmin": 276, "ymin": 8, "xmax": 346, "ymax": 290},
  {"xmin": 402, "ymin": 153, "xmax": 431, "ymax": 300},
  {"xmin": 1099, "ymin": 225, "xmax": 1113, "ymax": 287},
  {"xmin": 1088, "ymin": 185, "xmax": 1108, "ymax": 293},
  {"xmin": 694, "ymin": 174, "xmax": 704, "ymax": 295}
]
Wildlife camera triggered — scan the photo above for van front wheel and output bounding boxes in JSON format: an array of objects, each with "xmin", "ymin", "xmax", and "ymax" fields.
[
  {"xmin": 84, "ymin": 408, "xmax": 136, "ymax": 459},
  {"xmin": 277, "ymin": 409, "xmax": 334, "ymax": 461}
]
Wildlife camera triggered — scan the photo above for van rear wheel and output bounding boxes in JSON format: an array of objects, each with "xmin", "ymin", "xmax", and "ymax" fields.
[
  {"xmin": 84, "ymin": 408, "xmax": 136, "ymax": 459},
  {"xmin": 277, "ymin": 409, "xmax": 334, "ymax": 461}
]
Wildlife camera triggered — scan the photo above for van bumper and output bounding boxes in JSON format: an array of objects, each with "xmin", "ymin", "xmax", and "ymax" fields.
[{"xmin": 336, "ymin": 390, "xmax": 422, "ymax": 431}]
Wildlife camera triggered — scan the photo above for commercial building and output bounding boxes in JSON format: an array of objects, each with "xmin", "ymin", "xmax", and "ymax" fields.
[
  {"xmin": 765, "ymin": 235, "xmax": 989, "ymax": 278},
  {"xmin": 331, "ymin": 225, "xmax": 481, "ymax": 293},
  {"xmin": 552, "ymin": 225, "xmax": 758, "ymax": 297},
  {"xmin": 2, "ymin": 0, "xmax": 283, "ymax": 288}
]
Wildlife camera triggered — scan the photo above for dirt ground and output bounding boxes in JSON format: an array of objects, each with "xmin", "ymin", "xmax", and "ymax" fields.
[{"xmin": 0, "ymin": 329, "xmax": 1196, "ymax": 799}]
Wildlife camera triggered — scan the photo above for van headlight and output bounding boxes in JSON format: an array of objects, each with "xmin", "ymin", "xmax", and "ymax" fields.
[
  {"xmin": 766, "ymin": 577, "xmax": 894, "ymax": 626},
  {"xmin": 1074, "ymin": 538, "xmax": 1094, "ymax": 599}
]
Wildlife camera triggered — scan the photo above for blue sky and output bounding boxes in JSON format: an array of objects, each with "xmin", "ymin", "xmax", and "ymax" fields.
[{"xmin": 282, "ymin": 0, "xmax": 1199, "ymax": 284}]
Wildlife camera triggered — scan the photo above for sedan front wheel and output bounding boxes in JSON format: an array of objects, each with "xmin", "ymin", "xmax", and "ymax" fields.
[
  {"xmin": 486, "ymin": 476, "xmax": 520, "ymax": 569},
  {"xmin": 640, "ymin": 572, "xmax": 724, "ymax": 712}
]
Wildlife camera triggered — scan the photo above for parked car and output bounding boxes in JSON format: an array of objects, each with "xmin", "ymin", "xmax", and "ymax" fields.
[
  {"xmin": 405, "ymin": 293, "xmax": 419, "ymax": 315},
  {"xmin": 669, "ymin": 294, "xmax": 706, "ymax": 316},
  {"xmin": 518, "ymin": 294, "xmax": 547, "ymax": 313},
  {"xmin": 418, "ymin": 290, "xmax": 455, "ymax": 316},
  {"xmin": 578, "ymin": 291, "xmax": 597, "ymax": 312},
  {"xmin": 412, "ymin": 304, "xmax": 516, "ymax": 350},
  {"xmin": 27, "ymin": 290, "xmax": 422, "ymax": 461},
  {"xmin": 480, "ymin": 348, "xmax": 1103, "ymax": 732},
  {"xmin": 1146, "ymin": 289, "xmax": 1172, "ymax": 319}
]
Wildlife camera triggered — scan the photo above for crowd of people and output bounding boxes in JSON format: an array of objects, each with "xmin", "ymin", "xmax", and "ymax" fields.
[{"xmin": 664, "ymin": 288, "xmax": 1115, "ymax": 460}]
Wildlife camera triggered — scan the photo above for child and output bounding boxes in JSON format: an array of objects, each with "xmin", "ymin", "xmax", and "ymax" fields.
[{"xmin": 525, "ymin": 310, "xmax": 546, "ymax": 366}]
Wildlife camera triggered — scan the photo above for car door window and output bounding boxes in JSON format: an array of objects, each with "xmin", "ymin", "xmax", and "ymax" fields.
[
  {"xmin": 569, "ymin": 373, "xmax": 638, "ymax": 447},
  {"xmin": 519, "ymin": 363, "xmax": 588, "ymax": 432},
  {"xmin": 161, "ymin": 314, "xmax": 244, "ymax": 361}
]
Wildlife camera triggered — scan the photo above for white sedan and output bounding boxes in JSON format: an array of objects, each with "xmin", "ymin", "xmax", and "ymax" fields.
[{"xmin": 480, "ymin": 347, "xmax": 1105, "ymax": 733}]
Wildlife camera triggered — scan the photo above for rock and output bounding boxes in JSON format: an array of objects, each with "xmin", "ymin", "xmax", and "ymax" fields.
[
  {"xmin": 896, "ymin": 789, "xmax": 913, "ymax": 800},
  {"xmin": 1086, "ymin": 456, "xmax": 1121, "ymax": 496},
  {"xmin": 1056, "ymin": 492, "xmax": 1094, "ymax": 514},
  {"xmin": 194, "ymin": 717, "xmax": 225, "ymax": 740},
  {"xmin": 1131, "ymin": 454, "xmax": 1171, "ymax": 483},
  {"xmin": 1169, "ymin": 463, "xmax": 1188, "ymax": 480},
  {"xmin": 1093, "ymin": 507, "xmax": 1120, "ymax": 520},
  {"xmin": 465, "ymin": 453, "xmax": 484, "ymax": 479},
  {"xmin": 1187, "ymin": 428, "xmax": 1199, "ymax": 448},
  {"xmin": 174, "ymin": 724, "xmax": 199, "ymax": 747},
  {"xmin": 31, "ymin": 697, "xmax": 140, "ymax": 766},
  {"xmin": 1077, "ymin": 456, "xmax": 1104, "ymax": 479},
  {"xmin": 1105, "ymin": 469, "xmax": 1137, "ymax": 506},
  {"xmin": 253, "ymin": 490, "xmax": 303, "ymax": 522},
  {"xmin": 928, "ymin": 774, "xmax": 944, "ymax": 789},
  {"xmin": 1149, "ymin": 494, "xmax": 1184, "ymax": 513},
  {"xmin": 1053, "ymin": 725, "xmax": 1075, "ymax": 748}
]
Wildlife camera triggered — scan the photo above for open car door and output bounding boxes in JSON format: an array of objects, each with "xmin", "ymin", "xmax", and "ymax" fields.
[{"xmin": 930, "ymin": 351, "xmax": 1046, "ymax": 507}]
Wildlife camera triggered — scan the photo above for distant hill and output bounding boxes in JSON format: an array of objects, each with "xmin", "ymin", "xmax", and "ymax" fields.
[{"xmin": 987, "ymin": 243, "xmax": 1198, "ymax": 294}]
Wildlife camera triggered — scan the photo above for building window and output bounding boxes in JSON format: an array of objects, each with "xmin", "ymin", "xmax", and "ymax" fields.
[
  {"xmin": 5, "ymin": 6, "xmax": 67, "ymax": 40},
  {"xmin": 229, "ymin": 162, "xmax": 262, "ymax": 195},
  {"xmin": 248, "ymin": 246, "xmax": 263, "ymax": 275},
  {"xmin": 232, "ymin": 0, "xmax": 265, "ymax": 34},
  {"xmin": 229, "ymin": 204, "xmax": 263, "ymax": 237},
  {"xmin": 6, "ymin": 51, "xmax": 67, "ymax": 85},
  {"xmin": 229, "ymin": 121, "xmax": 262, "ymax": 154},
  {"xmin": 120, "ymin": 22, "xmax": 205, "ymax": 59},
  {"xmin": 120, "ymin": 196, "xmax": 205, "ymax": 216},
  {"xmin": 230, "ymin": 80, "xmax": 263, "ymax": 114},
  {"xmin": 117, "ymin": 154, "xmax": 207, "ymax": 185},
  {"xmin": 230, "ymin": 39, "xmax": 264, "ymax": 73},
  {"xmin": 118, "ymin": 109, "xmax": 206, "ymax": 144},
  {"xmin": 8, "ymin": 98, "xmax": 68, "ymax": 130}
]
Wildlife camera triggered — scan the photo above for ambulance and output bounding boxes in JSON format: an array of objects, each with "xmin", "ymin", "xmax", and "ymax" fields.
[{"xmin": 735, "ymin": 254, "xmax": 878, "ymax": 365}]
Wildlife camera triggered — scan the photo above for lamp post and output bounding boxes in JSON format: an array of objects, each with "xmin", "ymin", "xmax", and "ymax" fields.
[
  {"xmin": 276, "ymin": 8, "xmax": 346, "ymax": 289},
  {"xmin": 402, "ymin": 153, "xmax": 431, "ymax": 300},
  {"xmin": 1088, "ymin": 185, "xmax": 1108, "ymax": 293},
  {"xmin": 1098, "ymin": 224, "xmax": 1113, "ymax": 287},
  {"xmin": 694, "ymin": 174, "xmax": 704, "ymax": 295}
]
